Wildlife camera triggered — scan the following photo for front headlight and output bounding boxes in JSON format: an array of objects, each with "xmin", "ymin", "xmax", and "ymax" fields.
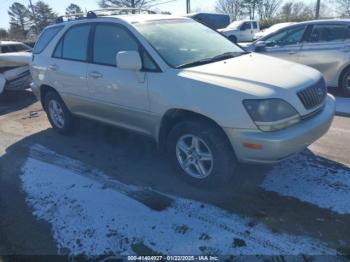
[{"xmin": 243, "ymin": 99, "xmax": 301, "ymax": 132}]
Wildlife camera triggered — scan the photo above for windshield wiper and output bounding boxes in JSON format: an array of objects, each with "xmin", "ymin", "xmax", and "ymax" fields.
[{"xmin": 176, "ymin": 51, "xmax": 249, "ymax": 69}]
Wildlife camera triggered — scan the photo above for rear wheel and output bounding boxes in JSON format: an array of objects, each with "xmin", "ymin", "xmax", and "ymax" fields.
[
  {"xmin": 340, "ymin": 67, "xmax": 350, "ymax": 97},
  {"xmin": 44, "ymin": 91, "xmax": 76, "ymax": 135},
  {"xmin": 167, "ymin": 119, "xmax": 237, "ymax": 187}
]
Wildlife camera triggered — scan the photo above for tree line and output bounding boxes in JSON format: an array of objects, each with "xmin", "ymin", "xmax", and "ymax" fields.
[
  {"xmin": 1, "ymin": 2, "xmax": 83, "ymax": 41},
  {"xmin": 215, "ymin": 0, "xmax": 350, "ymax": 28},
  {"xmin": 1, "ymin": 0, "xmax": 350, "ymax": 41}
]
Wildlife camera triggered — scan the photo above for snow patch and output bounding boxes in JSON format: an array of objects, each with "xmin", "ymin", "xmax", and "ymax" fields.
[
  {"xmin": 20, "ymin": 145, "xmax": 337, "ymax": 257},
  {"xmin": 262, "ymin": 152, "xmax": 350, "ymax": 214}
]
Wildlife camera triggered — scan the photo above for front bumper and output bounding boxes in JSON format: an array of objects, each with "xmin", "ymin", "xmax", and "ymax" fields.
[
  {"xmin": 224, "ymin": 95, "xmax": 336, "ymax": 164},
  {"xmin": 5, "ymin": 70, "xmax": 32, "ymax": 91}
]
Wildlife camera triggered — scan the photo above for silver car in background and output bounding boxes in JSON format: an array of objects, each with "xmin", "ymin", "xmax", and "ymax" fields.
[{"xmin": 246, "ymin": 19, "xmax": 350, "ymax": 97}]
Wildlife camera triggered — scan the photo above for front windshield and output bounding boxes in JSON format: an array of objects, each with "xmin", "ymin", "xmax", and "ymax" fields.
[{"xmin": 134, "ymin": 19, "xmax": 244, "ymax": 68}]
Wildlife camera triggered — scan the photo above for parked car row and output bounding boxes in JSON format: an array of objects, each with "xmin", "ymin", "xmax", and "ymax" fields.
[{"xmin": 30, "ymin": 12, "xmax": 335, "ymax": 187}]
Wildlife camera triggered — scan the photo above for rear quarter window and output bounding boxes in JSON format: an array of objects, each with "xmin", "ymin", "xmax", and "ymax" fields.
[{"xmin": 33, "ymin": 26, "xmax": 64, "ymax": 54}]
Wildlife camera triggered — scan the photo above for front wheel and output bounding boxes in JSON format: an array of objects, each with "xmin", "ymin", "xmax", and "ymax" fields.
[
  {"xmin": 167, "ymin": 119, "xmax": 237, "ymax": 187},
  {"xmin": 340, "ymin": 67, "xmax": 350, "ymax": 97}
]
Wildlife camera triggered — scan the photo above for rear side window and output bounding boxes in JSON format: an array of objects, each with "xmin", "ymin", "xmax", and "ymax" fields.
[
  {"xmin": 253, "ymin": 22, "xmax": 258, "ymax": 29},
  {"xmin": 93, "ymin": 24, "xmax": 138, "ymax": 66},
  {"xmin": 33, "ymin": 26, "xmax": 63, "ymax": 54},
  {"xmin": 307, "ymin": 24, "xmax": 348, "ymax": 43},
  {"xmin": 54, "ymin": 25, "xmax": 91, "ymax": 62},
  {"xmin": 1, "ymin": 45, "xmax": 16, "ymax": 53}
]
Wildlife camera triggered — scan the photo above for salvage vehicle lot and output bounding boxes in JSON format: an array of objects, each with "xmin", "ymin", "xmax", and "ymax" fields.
[{"xmin": 0, "ymin": 90, "xmax": 350, "ymax": 258}]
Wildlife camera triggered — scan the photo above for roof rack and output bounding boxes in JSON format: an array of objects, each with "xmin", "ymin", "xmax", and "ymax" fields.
[{"xmin": 56, "ymin": 7, "xmax": 156, "ymax": 23}]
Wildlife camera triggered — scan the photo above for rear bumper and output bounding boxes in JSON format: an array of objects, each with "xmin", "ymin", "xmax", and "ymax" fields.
[{"xmin": 225, "ymin": 95, "xmax": 336, "ymax": 164}]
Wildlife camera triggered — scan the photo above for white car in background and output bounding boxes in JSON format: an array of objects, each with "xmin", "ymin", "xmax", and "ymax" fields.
[
  {"xmin": 245, "ymin": 19, "xmax": 350, "ymax": 96},
  {"xmin": 0, "ymin": 41, "xmax": 32, "ymax": 95},
  {"xmin": 218, "ymin": 20, "xmax": 260, "ymax": 43},
  {"xmin": 254, "ymin": 22, "xmax": 297, "ymax": 40}
]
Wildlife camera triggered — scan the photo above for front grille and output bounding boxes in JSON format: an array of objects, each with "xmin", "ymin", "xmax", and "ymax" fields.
[{"xmin": 297, "ymin": 78, "xmax": 327, "ymax": 110}]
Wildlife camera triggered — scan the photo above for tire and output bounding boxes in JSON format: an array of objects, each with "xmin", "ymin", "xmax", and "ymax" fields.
[
  {"xmin": 44, "ymin": 91, "xmax": 76, "ymax": 135},
  {"xmin": 340, "ymin": 67, "xmax": 350, "ymax": 97},
  {"xmin": 166, "ymin": 118, "xmax": 237, "ymax": 188},
  {"xmin": 229, "ymin": 35, "xmax": 237, "ymax": 43}
]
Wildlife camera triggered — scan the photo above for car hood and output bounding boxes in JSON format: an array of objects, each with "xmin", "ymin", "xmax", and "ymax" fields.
[
  {"xmin": 179, "ymin": 53, "xmax": 321, "ymax": 98},
  {"xmin": 218, "ymin": 28, "xmax": 238, "ymax": 33}
]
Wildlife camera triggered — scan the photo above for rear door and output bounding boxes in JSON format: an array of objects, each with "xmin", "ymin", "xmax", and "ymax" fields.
[
  {"xmin": 258, "ymin": 25, "xmax": 307, "ymax": 63},
  {"xmin": 50, "ymin": 24, "xmax": 91, "ymax": 112},
  {"xmin": 298, "ymin": 23, "xmax": 349, "ymax": 86}
]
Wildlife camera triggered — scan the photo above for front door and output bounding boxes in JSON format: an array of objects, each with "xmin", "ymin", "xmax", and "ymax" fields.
[
  {"xmin": 257, "ymin": 25, "xmax": 307, "ymax": 63},
  {"xmin": 239, "ymin": 22, "xmax": 253, "ymax": 42},
  {"xmin": 86, "ymin": 23, "xmax": 152, "ymax": 135}
]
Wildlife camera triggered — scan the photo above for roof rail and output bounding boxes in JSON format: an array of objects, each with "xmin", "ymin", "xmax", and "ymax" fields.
[{"xmin": 55, "ymin": 7, "xmax": 155, "ymax": 23}]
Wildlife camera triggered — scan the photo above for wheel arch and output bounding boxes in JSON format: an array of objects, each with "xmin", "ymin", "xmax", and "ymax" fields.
[
  {"xmin": 338, "ymin": 63, "xmax": 350, "ymax": 88},
  {"xmin": 39, "ymin": 85, "xmax": 60, "ymax": 111},
  {"xmin": 157, "ymin": 109, "xmax": 234, "ymax": 154}
]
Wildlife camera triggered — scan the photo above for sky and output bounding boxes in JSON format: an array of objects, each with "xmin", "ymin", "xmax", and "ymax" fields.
[{"xmin": 0, "ymin": 0, "xmax": 316, "ymax": 29}]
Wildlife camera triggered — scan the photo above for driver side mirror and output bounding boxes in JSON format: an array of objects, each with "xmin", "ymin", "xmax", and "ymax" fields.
[
  {"xmin": 116, "ymin": 51, "xmax": 142, "ymax": 71},
  {"xmin": 254, "ymin": 41, "xmax": 266, "ymax": 52}
]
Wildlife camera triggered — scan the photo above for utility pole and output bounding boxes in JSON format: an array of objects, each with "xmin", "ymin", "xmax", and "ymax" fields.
[
  {"xmin": 28, "ymin": 0, "xmax": 38, "ymax": 34},
  {"xmin": 186, "ymin": 0, "xmax": 190, "ymax": 14},
  {"xmin": 315, "ymin": 0, "xmax": 321, "ymax": 19}
]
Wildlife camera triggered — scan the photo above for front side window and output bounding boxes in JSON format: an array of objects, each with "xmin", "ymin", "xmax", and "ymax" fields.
[
  {"xmin": 252, "ymin": 22, "xmax": 258, "ymax": 29},
  {"xmin": 264, "ymin": 26, "xmax": 306, "ymax": 47},
  {"xmin": 307, "ymin": 24, "xmax": 348, "ymax": 43},
  {"xmin": 54, "ymin": 24, "xmax": 91, "ymax": 61},
  {"xmin": 93, "ymin": 24, "xmax": 138, "ymax": 66},
  {"xmin": 241, "ymin": 22, "xmax": 251, "ymax": 31},
  {"xmin": 33, "ymin": 26, "xmax": 63, "ymax": 54},
  {"xmin": 134, "ymin": 19, "xmax": 244, "ymax": 68}
]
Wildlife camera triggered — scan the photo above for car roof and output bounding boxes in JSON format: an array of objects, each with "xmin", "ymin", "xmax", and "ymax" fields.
[
  {"xmin": 48, "ymin": 14, "xmax": 189, "ymax": 29},
  {"xmin": 298, "ymin": 18, "xmax": 350, "ymax": 25}
]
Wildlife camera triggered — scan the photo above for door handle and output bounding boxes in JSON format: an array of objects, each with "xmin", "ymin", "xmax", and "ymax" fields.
[
  {"xmin": 89, "ymin": 71, "xmax": 103, "ymax": 79},
  {"xmin": 288, "ymin": 51, "xmax": 297, "ymax": 55},
  {"xmin": 48, "ymin": 64, "xmax": 58, "ymax": 71}
]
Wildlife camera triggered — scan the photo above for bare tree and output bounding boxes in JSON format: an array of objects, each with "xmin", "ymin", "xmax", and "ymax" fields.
[
  {"xmin": 8, "ymin": 2, "xmax": 30, "ymax": 38},
  {"xmin": 215, "ymin": 0, "xmax": 244, "ymax": 20},
  {"xmin": 279, "ymin": 1, "xmax": 314, "ymax": 20},
  {"xmin": 65, "ymin": 3, "xmax": 83, "ymax": 15},
  {"xmin": 335, "ymin": 0, "xmax": 350, "ymax": 17},
  {"xmin": 98, "ymin": 0, "xmax": 158, "ymax": 9},
  {"xmin": 242, "ymin": 0, "xmax": 260, "ymax": 19},
  {"xmin": 257, "ymin": 0, "xmax": 282, "ymax": 20}
]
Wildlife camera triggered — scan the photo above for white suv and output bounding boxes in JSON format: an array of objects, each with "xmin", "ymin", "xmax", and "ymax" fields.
[{"xmin": 31, "ymin": 13, "xmax": 335, "ymax": 187}]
